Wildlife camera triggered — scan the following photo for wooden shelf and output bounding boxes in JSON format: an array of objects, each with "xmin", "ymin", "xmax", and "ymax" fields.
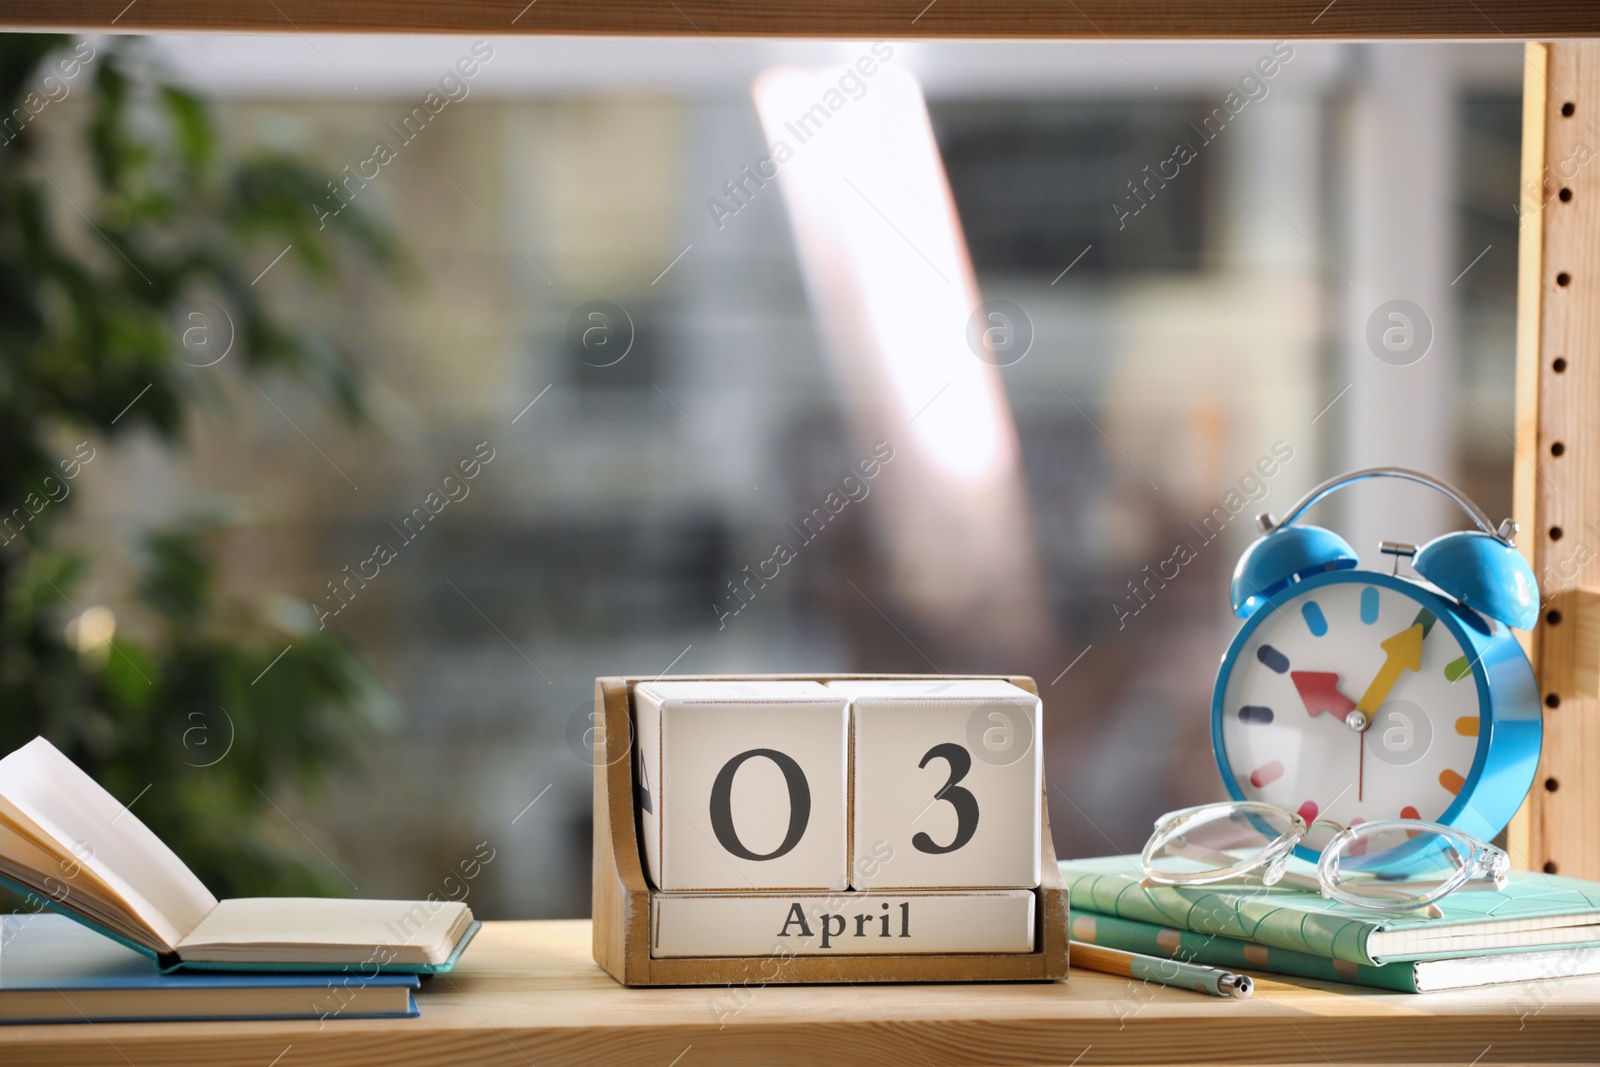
[
  {"xmin": 4, "ymin": 920, "xmax": 1600, "ymax": 1066},
  {"xmin": 11, "ymin": 1, "xmax": 1600, "ymax": 39}
]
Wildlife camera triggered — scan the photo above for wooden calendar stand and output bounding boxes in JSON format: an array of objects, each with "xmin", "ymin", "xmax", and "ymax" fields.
[{"xmin": 590, "ymin": 673, "xmax": 1070, "ymax": 987}]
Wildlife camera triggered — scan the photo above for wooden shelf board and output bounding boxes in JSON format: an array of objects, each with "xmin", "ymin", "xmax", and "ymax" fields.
[
  {"xmin": 6, "ymin": 1, "xmax": 1600, "ymax": 38},
  {"xmin": 4, "ymin": 920, "xmax": 1600, "ymax": 1066}
]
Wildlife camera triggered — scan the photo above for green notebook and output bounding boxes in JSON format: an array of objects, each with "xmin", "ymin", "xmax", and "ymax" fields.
[
  {"xmin": 1061, "ymin": 854, "xmax": 1600, "ymax": 966},
  {"xmin": 1075, "ymin": 908, "xmax": 1472, "ymax": 991},
  {"xmin": 0, "ymin": 737, "xmax": 478, "ymax": 974}
]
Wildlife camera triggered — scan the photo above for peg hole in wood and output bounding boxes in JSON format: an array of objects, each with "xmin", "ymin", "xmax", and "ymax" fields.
[
  {"xmin": 1545, "ymin": 860, "xmax": 1560, "ymax": 874},
  {"xmin": 1551, "ymin": 526, "xmax": 1565, "ymax": 541},
  {"xmin": 1560, "ymin": 187, "xmax": 1573, "ymax": 202},
  {"xmin": 1557, "ymin": 272, "xmax": 1572, "ymax": 287},
  {"xmin": 1546, "ymin": 777, "xmax": 1560, "ymax": 792},
  {"xmin": 1551, "ymin": 441, "xmax": 1566, "ymax": 456},
  {"xmin": 1553, "ymin": 357, "xmax": 1568, "ymax": 373},
  {"xmin": 1547, "ymin": 609, "xmax": 1563, "ymax": 625},
  {"xmin": 1562, "ymin": 101, "xmax": 1576, "ymax": 116},
  {"xmin": 1546, "ymin": 692, "xmax": 1561, "ymax": 709}
]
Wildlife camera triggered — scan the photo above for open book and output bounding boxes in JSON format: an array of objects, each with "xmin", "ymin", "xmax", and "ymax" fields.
[{"xmin": 0, "ymin": 738, "xmax": 477, "ymax": 973}]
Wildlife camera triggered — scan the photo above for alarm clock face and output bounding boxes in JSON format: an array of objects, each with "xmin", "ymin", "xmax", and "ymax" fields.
[{"xmin": 1216, "ymin": 576, "xmax": 1484, "ymax": 833}]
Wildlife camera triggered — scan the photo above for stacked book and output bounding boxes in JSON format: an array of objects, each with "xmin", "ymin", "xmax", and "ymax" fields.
[
  {"xmin": 0, "ymin": 915, "xmax": 421, "ymax": 1024},
  {"xmin": 0, "ymin": 737, "xmax": 479, "ymax": 1024},
  {"xmin": 1061, "ymin": 854, "xmax": 1600, "ymax": 994}
]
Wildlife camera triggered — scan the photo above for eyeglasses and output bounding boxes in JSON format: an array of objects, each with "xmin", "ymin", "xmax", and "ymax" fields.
[{"xmin": 1140, "ymin": 801, "xmax": 1510, "ymax": 914}]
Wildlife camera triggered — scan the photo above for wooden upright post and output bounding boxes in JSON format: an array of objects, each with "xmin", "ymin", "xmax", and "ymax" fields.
[{"xmin": 1512, "ymin": 42, "xmax": 1600, "ymax": 880}]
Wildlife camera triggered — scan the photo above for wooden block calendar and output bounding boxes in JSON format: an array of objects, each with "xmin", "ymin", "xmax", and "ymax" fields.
[{"xmin": 591, "ymin": 674, "xmax": 1069, "ymax": 986}]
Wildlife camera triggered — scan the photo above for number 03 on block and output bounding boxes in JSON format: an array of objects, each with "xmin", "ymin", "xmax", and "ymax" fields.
[{"xmin": 632, "ymin": 678, "xmax": 1044, "ymax": 959}]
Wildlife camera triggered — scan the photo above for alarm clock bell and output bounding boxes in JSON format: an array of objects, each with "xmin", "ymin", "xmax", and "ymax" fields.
[
  {"xmin": 1231, "ymin": 467, "xmax": 1539, "ymax": 631},
  {"xmin": 1230, "ymin": 525, "xmax": 1357, "ymax": 619}
]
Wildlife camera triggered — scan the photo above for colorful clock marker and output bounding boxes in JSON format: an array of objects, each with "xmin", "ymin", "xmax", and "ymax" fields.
[
  {"xmin": 1360, "ymin": 587, "xmax": 1380, "ymax": 625},
  {"xmin": 1400, "ymin": 806, "xmax": 1420, "ymax": 820},
  {"xmin": 1440, "ymin": 769, "xmax": 1466, "ymax": 795},
  {"xmin": 1455, "ymin": 716, "xmax": 1479, "ymax": 737},
  {"xmin": 1444, "ymin": 656, "xmax": 1471, "ymax": 682},
  {"xmin": 1256, "ymin": 645, "xmax": 1290, "ymax": 674},
  {"xmin": 1297, "ymin": 800, "xmax": 1319, "ymax": 823},
  {"xmin": 1238, "ymin": 705, "xmax": 1274, "ymax": 724},
  {"xmin": 1301, "ymin": 601, "xmax": 1328, "ymax": 637},
  {"xmin": 1249, "ymin": 760, "xmax": 1285, "ymax": 788}
]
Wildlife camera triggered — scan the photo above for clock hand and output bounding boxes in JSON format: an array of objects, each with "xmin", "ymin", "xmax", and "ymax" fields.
[
  {"xmin": 1350, "ymin": 611, "xmax": 1434, "ymax": 799},
  {"xmin": 1358, "ymin": 728, "xmax": 1365, "ymax": 803},
  {"xmin": 1290, "ymin": 671, "xmax": 1357, "ymax": 721},
  {"xmin": 1289, "ymin": 672, "xmax": 1364, "ymax": 804},
  {"xmin": 1355, "ymin": 620, "xmax": 1427, "ymax": 714}
]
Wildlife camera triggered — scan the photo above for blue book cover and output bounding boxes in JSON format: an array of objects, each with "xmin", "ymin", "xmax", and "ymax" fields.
[{"xmin": 0, "ymin": 915, "xmax": 419, "ymax": 1024}]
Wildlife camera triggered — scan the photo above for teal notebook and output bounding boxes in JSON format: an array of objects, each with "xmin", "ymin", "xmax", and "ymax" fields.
[
  {"xmin": 0, "ymin": 737, "xmax": 478, "ymax": 975},
  {"xmin": 1071, "ymin": 909, "xmax": 1416, "ymax": 991},
  {"xmin": 0, "ymin": 915, "xmax": 419, "ymax": 1024},
  {"xmin": 1061, "ymin": 855, "xmax": 1600, "ymax": 966}
]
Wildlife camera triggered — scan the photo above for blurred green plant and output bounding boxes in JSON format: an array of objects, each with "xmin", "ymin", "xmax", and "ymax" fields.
[{"xmin": 0, "ymin": 34, "xmax": 401, "ymax": 898}]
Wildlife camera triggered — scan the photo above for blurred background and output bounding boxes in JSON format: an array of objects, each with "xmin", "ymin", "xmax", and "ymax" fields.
[{"xmin": 0, "ymin": 34, "xmax": 1525, "ymax": 918}]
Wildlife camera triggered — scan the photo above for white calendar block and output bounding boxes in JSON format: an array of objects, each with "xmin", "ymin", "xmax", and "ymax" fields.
[
  {"xmin": 830, "ymin": 680, "xmax": 1041, "ymax": 890},
  {"xmin": 634, "ymin": 680, "xmax": 849, "ymax": 892}
]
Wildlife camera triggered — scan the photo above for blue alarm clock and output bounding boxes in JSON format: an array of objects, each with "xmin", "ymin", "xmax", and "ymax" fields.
[{"xmin": 1212, "ymin": 467, "xmax": 1542, "ymax": 859}]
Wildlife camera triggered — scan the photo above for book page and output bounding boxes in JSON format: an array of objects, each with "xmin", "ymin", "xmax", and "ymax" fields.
[
  {"xmin": 0, "ymin": 808, "xmax": 100, "ymax": 892},
  {"xmin": 1374, "ymin": 919, "xmax": 1600, "ymax": 960},
  {"xmin": 179, "ymin": 897, "xmax": 473, "ymax": 965},
  {"xmin": 0, "ymin": 738, "xmax": 217, "ymax": 951},
  {"xmin": 0, "ymin": 815, "xmax": 161, "ymax": 947}
]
